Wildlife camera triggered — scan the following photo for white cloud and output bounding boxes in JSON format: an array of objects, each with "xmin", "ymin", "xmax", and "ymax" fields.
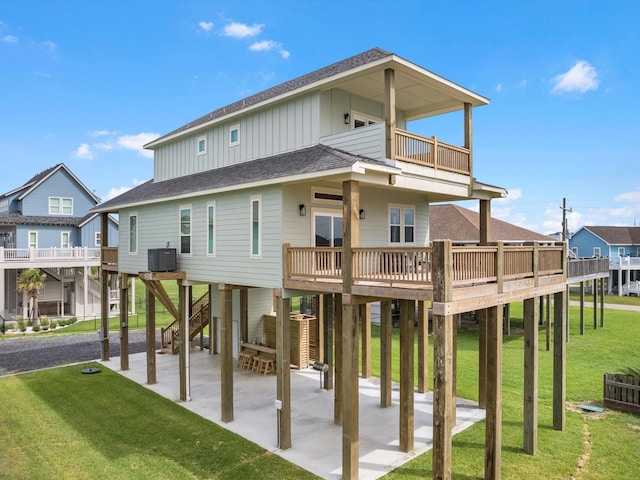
[
  {"xmin": 495, "ymin": 83, "xmax": 503, "ymax": 93},
  {"xmin": 2, "ymin": 34, "xmax": 17, "ymax": 43},
  {"xmin": 117, "ymin": 132, "xmax": 159, "ymax": 158},
  {"xmin": 88, "ymin": 129, "xmax": 116, "ymax": 137},
  {"xmin": 75, "ymin": 143, "xmax": 93, "ymax": 160},
  {"xmin": 551, "ymin": 60, "xmax": 599, "ymax": 94},
  {"xmin": 250, "ymin": 40, "xmax": 278, "ymax": 52},
  {"xmin": 103, "ymin": 178, "xmax": 147, "ymax": 201},
  {"xmin": 279, "ymin": 49, "xmax": 290, "ymax": 59},
  {"xmin": 198, "ymin": 21, "xmax": 214, "ymax": 32},
  {"xmin": 615, "ymin": 190, "xmax": 640, "ymax": 202},
  {"xmin": 223, "ymin": 22, "xmax": 263, "ymax": 39}
]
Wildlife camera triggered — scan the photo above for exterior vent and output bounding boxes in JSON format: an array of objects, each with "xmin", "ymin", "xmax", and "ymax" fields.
[{"xmin": 148, "ymin": 248, "xmax": 177, "ymax": 272}]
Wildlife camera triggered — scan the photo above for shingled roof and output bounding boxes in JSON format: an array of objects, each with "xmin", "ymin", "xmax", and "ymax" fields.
[
  {"xmin": 581, "ymin": 226, "xmax": 640, "ymax": 245},
  {"xmin": 93, "ymin": 144, "xmax": 392, "ymax": 212},
  {"xmin": 0, "ymin": 212, "xmax": 86, "ymax": 227},
  {"xmin": 429, "ymin": 204, "xmax": 553, "ymax": 242}
]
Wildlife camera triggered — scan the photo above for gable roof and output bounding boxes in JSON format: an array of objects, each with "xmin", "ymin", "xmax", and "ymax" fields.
[
  {"xmin": 429, "ymin": 204, "xmax": 554, "ymax": 242},
  {"xmin": 93, "ymin": 144, "xmax": 394, "ymax": 213},
  {"xmin": 0, "ymin": 163, "xmax": 101, "ymax": 204},
  {"xmin": 580, "ymin": 226, "xmax": 640, "ymax": 245},
  {"xmin": 146, "ymin": 47, "xmax": 489, "ymax": 149}
]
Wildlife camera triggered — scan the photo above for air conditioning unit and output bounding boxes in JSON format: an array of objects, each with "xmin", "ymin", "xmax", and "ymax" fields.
[{"xmin": 148, "ymin": 248, "xmax": 177, "ymax": 272}]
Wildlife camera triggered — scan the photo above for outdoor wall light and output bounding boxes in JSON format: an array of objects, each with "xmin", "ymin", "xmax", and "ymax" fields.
[
  {"xmin": 344, "ymin": 112, "xmax": 350, "ymax": 125},
  {"xmin": 359, "ymin": 209, "xmax": 365, "ymax": 220},
  {"xmin": 299, "ymin": 204, "xmax": 306, "ymax": 216}
]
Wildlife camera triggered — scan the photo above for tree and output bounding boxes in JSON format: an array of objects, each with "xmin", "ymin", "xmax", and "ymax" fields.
[{"xmin": 17, "ymin": 268, "xmax": 47, "ymax": 326}]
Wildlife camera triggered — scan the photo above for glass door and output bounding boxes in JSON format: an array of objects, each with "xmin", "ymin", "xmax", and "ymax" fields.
[{"xmin": 314, "ymin": 212, "xmax": 342, "ymax": 273}]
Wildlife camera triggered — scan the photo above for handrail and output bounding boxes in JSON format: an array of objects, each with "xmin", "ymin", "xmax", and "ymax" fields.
[
  {"xmin": 0, "ymin": 247, "xmax": 100, "ymax": 263},
  {"xmin": 395, "ymin": 129, "xmax": 470, "ymax": 175}
]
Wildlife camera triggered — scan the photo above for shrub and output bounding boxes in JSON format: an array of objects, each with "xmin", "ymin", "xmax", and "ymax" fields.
[
  {"xmin": 32, "ymin": 325, "xmax": 41, "ymax": 332},
  {"xmin": 40, "ymin": 316, "xmax": 49, "ymax": 328},
  {"xmin": 17, "ymin": 317, "xmax": 26, "ymax": 332},
  {"xmin": 68, "ymin": 317, "xmax": 78, "ymax": 325},
  {"xmin": 50, "ymin": 320, "xmax": 58, "ymax": 329},
  {"xmin": 620, "ymin": 366, "xmax": 640, "ymax": 381}
]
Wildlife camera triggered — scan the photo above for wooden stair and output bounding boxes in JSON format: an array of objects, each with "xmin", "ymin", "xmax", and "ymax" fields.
[{"xmin": 160, "ymin": 290, "xmax": 210, "ymax": 354}]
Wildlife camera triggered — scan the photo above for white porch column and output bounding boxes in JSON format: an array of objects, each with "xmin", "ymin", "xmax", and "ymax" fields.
[
  {"xmin": 83, "ymin": 266, "xmax": 88, "ymax": 319},
  {"xmin": 60, "ymin": 271, "xmax": 65, "ymax": 317},
  {"xmin": 0, "ymin": 267, "xmax": 5, "ymax": 318}
]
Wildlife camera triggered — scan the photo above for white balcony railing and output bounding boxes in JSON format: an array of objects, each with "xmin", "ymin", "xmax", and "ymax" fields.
[{"xmin": 0, "ymin": 247, "xmax": 100, "ymax": 264}]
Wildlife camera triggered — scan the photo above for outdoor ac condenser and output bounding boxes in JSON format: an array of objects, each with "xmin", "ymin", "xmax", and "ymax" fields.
[{"xmin": 147, "ymin": 248, "xmax": 177, "ymax": 272}]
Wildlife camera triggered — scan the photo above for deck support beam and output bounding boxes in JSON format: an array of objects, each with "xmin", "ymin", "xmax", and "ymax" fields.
[
  {"xmin": 119, "ymin": 273, "xmax": 129, "ymax": 371},
  {"xmin": 399, "ymin": 298, "xmax": 414, "ymax": 452},
  {"xmin": 100, "ymin": 212, "xmax": 110, "ymax": 361},
  {"xmin": 276, "ymin": 295, "xmax": 292, "ymax": 449},
  {"xmin": 361, "ymin": 303, "xmax": 371, "ymax": 378},
  {"xmin": 323, "ymin": 294, "xmax": 334, "ymax": 391},
  {"xmin": 523, "ymin": 297, "xmax": 539, "ymax": 455},
  {"xmin": 179, "ymin": 280, "xmax": 189, "ymax": 401},
  {"xmin": 417, "ymin": 300, "xmax": 429, "ymax": 393},
  {"xmin": 380, "ymin": 299, "xmax": 392, "ymax": 407},
  {"xmin": 334, "ymin": 293, "xmax": 343, "ymax": 425},
  {"xmin": 240, "ymin": 288, "xmax": 248, "ymax": 343},
  {"xmin": 553, "ymin": 289, "xmax": 566, "ymax": 431},
  {"xmin": 478, "ymin": 308, "xmax": 487, "ymax": 409},
  {"xmin": 485, "ymin": 305, "xmax": 503, "ymax": 480},
  {"xmin": 220, "ymin": 284, "xmax": 234, "ymax": 422},
  {"xmin": 146, "ymin": 285, "xmax": 156, "ymax": 385}
]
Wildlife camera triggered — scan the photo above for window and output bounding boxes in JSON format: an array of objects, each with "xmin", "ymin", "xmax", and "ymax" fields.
[
  {"xmin": 207, "ymin": 202, "xmax": 216, "ymax": 256},
  {"xmin": 197, "ymin": 135, "xmax": 207, "ymax": 155},
  {"xmin": 28, "ymin": 231, "xmax": 37, "ymax": 249},
  {"xmin": 229, "ymin": 125, "xmax": 239, "ymax": 146},
  {"xmin": 129, "ymin": 213, "xmax": 137, "ymax": 254},
  {"xmin": 49, "ymin": 197, "xmax": 73, "ymax": 215},
  {"xmin": 61, "ymin": 232, "xmax": 70, "ymax": 248},
  {"xmin": 389, "ymin": 205, "xmax": 415, "ymax": 244},
  {"xmin": 593, "ymin": 247, "xmax": 601, "ymax": 258},
  {"xmin": 250, "ymin": 195, "xmax": 261, "ymax": 257},
  {"xmin": 353, "ymin": 112, "xmax": 381, "ymax": 129},
  {"xmin": 619, "ymin": 247, "xmax": 626, "ymax": 257},
  {"xmin": 95, "ymin": 231, "xmax": 101, "ymax": 247},
  {"xmin": 180, "ymin": 206, "xmax": 192, "ymax": 255},
  {"xmin": 571, "ymin": 247, "xmax": 578, "ymax": 258}
]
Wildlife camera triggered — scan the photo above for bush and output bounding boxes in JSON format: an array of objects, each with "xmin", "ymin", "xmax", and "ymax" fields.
[
  {"xmin": 32, "ymin": 325, "xmax": 41, "ymax": 332},
  {"xmin": 40, "ymin": 316, "xmax": 50, "ymax": 328},
  {"xmin": 50, "ymin": 320, "xmax": 58, "ymax": 329},
  {"xmin": 68, "ymin": 317, "xmax": 78, "ymax": 325},
  {"xmin": 17, "ymin": 317, "xmax": 26, "ymax": 332}
]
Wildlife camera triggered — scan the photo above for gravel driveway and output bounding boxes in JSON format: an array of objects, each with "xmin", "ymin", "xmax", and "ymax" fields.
[{"xmin": 0, "ymin": 330, "xmax": 156, "ymax": 376}]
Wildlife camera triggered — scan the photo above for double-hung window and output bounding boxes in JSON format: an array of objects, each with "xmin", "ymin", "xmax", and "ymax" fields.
[
  {"xmin": 61, "ymin": 232, "xmax": 70, "ymax": 249},
  {"xmin": 207, "ymin": 202, "xmax": 216, "ymax": 256},
  {"xmin": 389, "ymin": 205, "xmax": 415, "ymax": 244},
  {"xmin": 250, "ymin": 195, "xmax": 261, "ymax": 258},
  {"xmin": 593, "ymin": 247, "xmax": 601, "ymax": 258},
  {"xmin": 129, "ymin": 213, "xmax": 137, "ymax": 254},
  {"xmin": 49, "ymin": 197, "xmax": 73, "ymax": 215},
  {"xmin": 180, "ymin": 206, "xmax": 192, "ymax": 255},
  {"xmin": 28, "ymin": 231, "xmax": 38, "ymax": 249},
  {"xmin": 95, "ymin": 232, "xmax": 101, "ymax": 247}
]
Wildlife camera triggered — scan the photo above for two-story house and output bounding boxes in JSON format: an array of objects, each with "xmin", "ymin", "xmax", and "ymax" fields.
[
  {"xmin": 570, "ymin": 225, "xmax": 640, "ymax": 294},
  {"xmin": 0, "ymin": 163, "xmax": 119, "ymax": 320},
  {"xmin": 94, "ymin": 48, "xmax": 571, "ymax": 479}
]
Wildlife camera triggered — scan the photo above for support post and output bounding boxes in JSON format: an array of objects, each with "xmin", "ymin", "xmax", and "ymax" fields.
[
  {"xmin": 220, "ymin": 285, "xmax": 234, "ymax": 422},
  {"xmin": 146, "ymin": 285, "xmax": 156, "ymax": 385},
  {"xmin": 323, "ymin": 294, "xmax": 334, "ymax": 390},
  {"xmin": 342, "ymin": 299, "xmax": 359, "ymax": 479},
  {"xmin": 208, "ymin": 284, "xmax": 216, "ymax": 355},
  {"xmin": 593, "ymin": 279, "xmax": 598, "ymax": 329},
  {"xmin": 553, "ymin": 289, "xmax": 566, "ymax": 431},
  {"xmin": 579, "ymin": 281, "xmax": 585, "ymax": 335},
  {"xmin": 240, "ymin": 288, "xmax": 248, "ymax": 343},
  {"xmin": 485, "ymin": 305, "xmax": 503, "ymax": 480},
  {"xmin": 179, "ymin": 280, "xmax": 189, "ymax": 401},
  {"xmin": 417, "ymin": 300, "xmax": 429, "ymax": 394},
  {"xmin": 334, "ymin": 293, "xmax": 343, "ymax": 425},
  {"xmin": 276, "ymin": 295, "xmax": 292, "ymax": 449},
  {"xmin": 523, "ymin": 298, "xmax": 538, "ymax": 455},
  {"xmin": 384, "ymin": 68, "xmax": 396, "ymax": 160},
  {"xmin": 380, "ymin": 299, "xmax": 392, "ymax": 407},
  {"xmin": 100, "ymin": 212, "xmax": 110, "ymax": 361},
  {"xmin": 119, "ymin": 273, "xmax": 129, "ymax": 371},
  {"xmin": 399, "ymin": 299, "xmax": 414, "ymax": 452},
  {"xmin": 478, "ymin": 308, "xmax": 487, "ymax": 409},
  {"xmin": 599, "ymin": 277, "xmax": 605, "ymax": 327},
  {"xmin": 361, "ymin": 303, "xmax": 371, "ymax": 378}
]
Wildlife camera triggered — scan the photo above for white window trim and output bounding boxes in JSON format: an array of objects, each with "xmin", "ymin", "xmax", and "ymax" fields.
[
  {"xmin": 618, "ymin": 247, "xmax": 626, "ymax": 257},
  {"xmin": 250, "ymin": 195, "xmax": 262, "ymax": 259},
  {"xmin": 179, "ymin": 205, "xmax": 193, "ymax": 256},
  {"xmin": 197, "ymin": 135, "xmax": 207, "ymax": 155},
  {"xmin": 129, "ymin": 212, "xmax": 138, "ymax": 254},
  {"xmin": 95, "ymin": 231, "xmax": 101, "ymax": 247},
  {"xmin": 229, "ymin": 124, "xmax": 240, "ymax": 146},
  {"xmin": 28, "ymin": 231, "xmax": 38, "ymax": 249},
  {"xmin": 593, "ymin": 247, "xmax": 601, "ymax": 258},
  {"xmin": 61, "ymin": 231, "xmax": 71, "ymax": 248},
  {"xmin": 207, "ymin": 201, "xmax": 216, "ymax": 256},
  {"xmin": 388, "ymin": 204, "xmax": 416, "ymax": 245},
  {"xmin": 311, "ymin": 187, "xmax": 343, "ymax": 205},
  {"xmin": 49, "ymin": 196, "xmax": 74, "ymax": 215},
  {"xmin": 352, "ymin": 110, "xmax": 382, "ymax": 129}
]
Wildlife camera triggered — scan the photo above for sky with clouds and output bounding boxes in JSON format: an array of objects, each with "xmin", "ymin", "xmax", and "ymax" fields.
[{"xmin": 1, "ymin": 0, "xmax": 638, "ymax": 235}]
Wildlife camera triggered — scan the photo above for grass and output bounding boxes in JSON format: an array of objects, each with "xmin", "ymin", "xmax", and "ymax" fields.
[{"xmin": 2, "ymin": 298, "xmax": 640, "ymax": 478}]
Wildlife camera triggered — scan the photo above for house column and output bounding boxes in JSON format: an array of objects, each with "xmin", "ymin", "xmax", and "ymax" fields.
[
  {"xmin": 360, "ymin": 303, "xmax": 371, "ymax": 378},
  {"xmin": 100, "ymin": 212, "xmax": 110, "ymax": 361},
  {"xmin": 485, "ymin": 305, "xmax": 503, "ymax": 480},
  {"xmin": 380, "ymin": 299, "xmax": 392, "ymax": 407},
  {"xmin": 220, "ymin": 283, "xmax": 234, "ymax": 422},
  {"xmin": 240, "ymin": 288, "xmax": 248, "ymax": 343},
  {"xmin": 179, "ymin": 280, "xmax": 190, "ymax": 402},
  {"xmin": 599, "ymin": 278, "xmax": 605, "ymax": 327},
  {"xmin": 60, "ymin": 273, "xmax": 65, "ymax": 317},
  {"xmin": 119, "ymin": 273, "xmax": 129, "ymax": 371},
  {"xmin": 83, "ymin": 266, "xmax": 88, "ymax": 319},
  {"xmin": 579, "ymin": 282, "xmax": 585, "ymax": 335},
  {"xmin": 276, "ymin": 295, "xmax": 291, "ymax": 449},
  {"xmin": 0, "ymin": 266, "xmax": 4, "ymax": 318},
  {"xmin": 385, "ymin": 68, "xmax": 396, "ymax": 160},
  {"xmin": 417, "ymin": 300, "xmax": 429, "ymax": 394},
  {"xmin": 399, "ymin": 298, "xmax": 414, "ymax": 452},
  {"xmin": 464, "ymin": 102, "xmax": 473, "ymax": 182},
  {"xmin": 523, "ymin": 297, "xmax": 538, "ymax": 455},
  {"xmin": 334, "ymin": 293, "xmax": 343, "ymax": 425},
  {"xmin": 478, "ymin": 199, "xmax": 491, "ymax": 408},
  {"xmin": 208, "ymin": 284, "xmax": 217, "ymax": 355},
  {"xmin": 553, "ymin": 289, "xmax": 567, "ymax": 431},
  {"xmin": 323, "ymin": 294, "xmax": 334, "ymax": 391},
  {"xmin": 146, "ymin": 285, "xmax": 156, "ymax": 385}
]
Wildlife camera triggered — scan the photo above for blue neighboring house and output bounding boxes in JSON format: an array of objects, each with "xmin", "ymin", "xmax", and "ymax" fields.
[
  {"xmin": 569, "ymin": 225, "xmax": 640, "ymax": 294},
  {"xmin": 0, "ymin": 163, "xmax": 119, "ymax": 320}
]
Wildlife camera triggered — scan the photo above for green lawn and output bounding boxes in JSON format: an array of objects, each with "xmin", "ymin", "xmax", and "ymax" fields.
[{"xmin": 2, "ymin": 300, "xmax": 640, "ymax": 479}]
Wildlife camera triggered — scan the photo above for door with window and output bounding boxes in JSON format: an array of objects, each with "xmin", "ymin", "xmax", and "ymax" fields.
[{"xmin": 314, "ymin": 212, "xmax": 342, "ymax": 273}]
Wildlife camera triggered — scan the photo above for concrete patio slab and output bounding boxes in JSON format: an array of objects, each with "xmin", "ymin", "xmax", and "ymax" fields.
[{"xmin": 101, "ymin": 349, "xmax": 484, "ymax": 479}]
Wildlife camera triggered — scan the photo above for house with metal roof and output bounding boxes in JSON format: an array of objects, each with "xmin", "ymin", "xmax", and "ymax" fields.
[
  {"xmin": 570, "ymin": 225, "xmax": 640, "ymax": 294},
  {"xmin": 0, "ymin": 163, "xmax": 119, "ymax": 321},
  {"xmin": 93, "ymin": 48, "xmax": 575, "ymax": 479}
]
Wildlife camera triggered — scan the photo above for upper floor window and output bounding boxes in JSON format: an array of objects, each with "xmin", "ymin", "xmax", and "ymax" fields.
[
  {"xmin": 250, "ymin": 195, "xmax": 261, "ymax": 258},
  {"xmin": 180, "ymin": 206, "xmax": 192, "ymax": 255},
  {"xmin": 593, "ymin": 247, "xmax": 601, "ymax": 258},
  {"xmin": 619, "ymin": 247, "xmax": 626, "ymax": 257},
  {"xmin": 61, "ymin": 232, "xmax": 70, "ymax": 249},
  {"xmin": 197, "ymin": 135, "xmax": 207, "ymax": 155},
  {"xmin": 389, "ymin": 205, "xmax": 415, "ymax": 244},
  {"xmin": 353, "ymin": 112, "xmax": 381, "ymax": 129},
  {"xmin": 571, "ymin": 247, "xmax": 578, "ymax": 258},
  {"xmin": 129, "ymin": 213, "xmax": 137, "ymax": 254},
  {"xmin": 49, "ymin": 197, "xmax": 73, "ymax": 215},
  {"xmin": 95, "ymin": 231, "xmax": 101, "ymax": 247},
  {"xmin": 207, "ymin": 202, "xmax": 216, "ymax": 256},
  {"xmin": 28, "ymin": 231, "xmax": 38, "ymax": 249},
  {"xmin": 229, "ymin": 125, "xmax": 240, "ymax": 146}
]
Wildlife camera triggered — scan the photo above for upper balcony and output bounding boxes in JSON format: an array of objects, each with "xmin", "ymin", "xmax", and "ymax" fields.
[{"xmin": 0, "ymin": 247, "xmax": 101, "ymax": 269}]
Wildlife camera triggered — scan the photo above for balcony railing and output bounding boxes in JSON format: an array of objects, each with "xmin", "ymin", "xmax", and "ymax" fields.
[
  {"xmin": 395, "ymin": 129, "xmax": 470, "ymax": 175},
  {"xmin": 284, "ymin": 242, "xmax": 565, "ymax": 291},
  {"xmin": 0, "ymin": 247, "xmax": 100, "ymax": 264}
]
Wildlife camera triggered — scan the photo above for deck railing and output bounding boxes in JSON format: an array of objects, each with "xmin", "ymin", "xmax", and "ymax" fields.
[
  {"xmin": 284, "ymin": 242, "xmax": 566, "ymax": 289},
  {"xmin": 395, "ymin": 129, "xmax": 471, "ymax": 175},
  {"xmin": 0, "ymin": 247, "xmax": 100, "ymax": 263}
]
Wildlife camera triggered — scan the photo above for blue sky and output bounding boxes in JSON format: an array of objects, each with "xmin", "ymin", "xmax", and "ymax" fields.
[{"xmin": 1, "ymin": 0, "xmax": 638, "ymax": 235}]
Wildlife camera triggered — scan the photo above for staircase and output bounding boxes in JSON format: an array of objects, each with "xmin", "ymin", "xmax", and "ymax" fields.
[{"xmin": 160, "ymin": 290, "xmax": 210, "ymax": 354}]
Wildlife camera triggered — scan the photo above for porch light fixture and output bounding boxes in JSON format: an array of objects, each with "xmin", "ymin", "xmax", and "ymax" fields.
[
  {"xmin": 299, "ymin": 204, "xmax": 306, "ymax": 216},
  {"xmin": 344, "ymin": 112, "xmax": 350, "ymax": 125},
  {"xmin": 359, "ymin": 209, "xmax": 365, "ymax": 220}
]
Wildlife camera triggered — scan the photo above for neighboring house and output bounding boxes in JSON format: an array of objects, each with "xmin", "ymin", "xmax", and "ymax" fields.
[
  {"xmin": 570, "ymin": 225, "xmax": 640, "ymax": 294},
  {"xmin": 0, "ymin": 163, "xmax": 119, "ymax": 319},
  {"xmin": 93, "ymin": 48, "xmax": 573, "ymax": 479}
]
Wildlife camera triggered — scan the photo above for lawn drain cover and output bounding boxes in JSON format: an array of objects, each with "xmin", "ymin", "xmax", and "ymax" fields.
[{"xmin": 81, "ymin": 367, "xmax": 101, "ymax": 374}]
